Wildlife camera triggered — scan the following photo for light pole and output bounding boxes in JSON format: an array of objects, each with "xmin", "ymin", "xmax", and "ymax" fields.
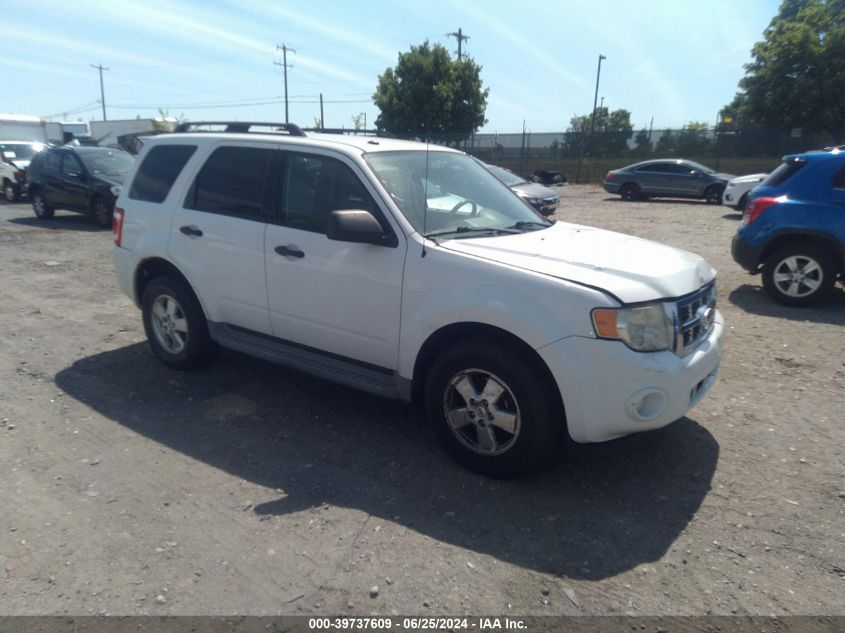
[{"xmin": 588, "ymin": 54, "xmax": 606, "ymax": 155}]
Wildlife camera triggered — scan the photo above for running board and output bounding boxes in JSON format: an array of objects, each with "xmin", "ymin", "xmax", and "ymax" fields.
[{"xmin": 208, "ymin": 322, "xmax": 409, "ymax": 401}]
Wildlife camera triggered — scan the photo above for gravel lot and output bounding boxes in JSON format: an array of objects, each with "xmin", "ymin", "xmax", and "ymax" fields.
[{"xmin": 1, "ymin": 186, "xmax": 843, "ymax": 617}]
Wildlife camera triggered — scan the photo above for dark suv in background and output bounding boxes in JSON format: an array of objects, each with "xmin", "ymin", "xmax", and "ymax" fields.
[
  {"xmin": 731, "ymin": 147, "xmax": 845, "ymax": 306},
  {"xmin": 27, "ymin": 146, "xmax": 135, "ymax": 227}
]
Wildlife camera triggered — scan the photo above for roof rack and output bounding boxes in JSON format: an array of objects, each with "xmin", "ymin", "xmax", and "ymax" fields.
[{"xmin": 172, "ymin": 121, "xmax": 306, "ymax": 137}]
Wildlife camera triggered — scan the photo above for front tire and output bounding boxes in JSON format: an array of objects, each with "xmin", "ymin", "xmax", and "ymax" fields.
[
  {"xmin": 424, "ymin": 339, "xmax": 560, "ymax": 478},
  {"xmin": 736, "ymin": 192, "xmax": 748, "ymax": 213},
  {"xmin": 762, "ymin": 244, "xmax": 836, "ymax": 306},
  {"xmin": 31, "ymin": 190, "xmax": 55, "ymax": 219},
  {"xmin": 3, "ymin": 179, "xmax": 20, "ymax": 202},
  {"xmin": 704, "ymin": 185, "xmax": 724, "ymax": 205},
  {"xmin": 619, "ymin": 182, "xmax": 640, "ymax": 201},
  {"xmin": 142, "ymin": 276, "xmax": 217, "ymax": 369}
]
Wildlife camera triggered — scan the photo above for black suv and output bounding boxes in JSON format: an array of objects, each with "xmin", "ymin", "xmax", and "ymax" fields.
[{"xmin": 27, "ymin": 146, "xmax": 135, "ymax": 227}]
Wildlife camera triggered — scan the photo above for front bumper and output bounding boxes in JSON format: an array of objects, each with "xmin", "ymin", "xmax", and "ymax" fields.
[
  {"xmin": 731, "ymin": 234, "xmax": 762, "ymax": 273},
  {"xmin": 537, "ymin": 311, "xmax": 724, "ymax": 444}
]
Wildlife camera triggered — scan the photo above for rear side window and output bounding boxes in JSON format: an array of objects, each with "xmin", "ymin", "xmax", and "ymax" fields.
[
  {"xmin": 763, "ymin": 159, "xmax": 806, "ymax": 187},
  {"xmin": 636, "ymin": 163, "xmax": 672, "ymax": 173},
  {"xmin": 831, "ymin": 165, "xmax": 845, "ymax": 189},
  {"xmin": 129, "ymin": 145, "xmax": 196, "ymax": 203},
  {"xmin": 43, "ymin": 150, "xmax": 61, "ymax": 172},
  {"xmin": 186, "ymin": 146, "xmax": 274, "ymax": 219}
]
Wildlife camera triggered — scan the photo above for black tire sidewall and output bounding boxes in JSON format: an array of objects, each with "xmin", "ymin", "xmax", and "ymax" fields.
[
  {"xmin": 705, "ymin": 185, "xmax": 723, "ymax": 204},
  {"xmin": 92, "ymin": 196, "xmax": 112, "ymax": 228},
  {"xmin": 620, "ymin": 183, "xmax": 639, "ymax": 201},
  {"xmin": 762, "ymin": 244, "xmax": 836, "ymax": 306},
  {"xmin": 424, "ymin": 339, "xmax": 560, "ymax": 478},
  {"xmin": 141, "ymin": 277, "xmax": 215, "ymax": 369}
]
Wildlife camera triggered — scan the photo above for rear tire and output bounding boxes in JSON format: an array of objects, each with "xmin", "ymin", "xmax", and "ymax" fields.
[
  {"xmin": 762, "ymin": 243, "xmax": 836, "ymax": 306},
  {"xmin": 736, "ymin": 192, "xmax": 748, "ymax": 213},
  {"xmin": 619, "ymin": 182, "xmax": 640, "ymax": 201},
  {"xmin": 142, "ymin": 276, "xmax": 218, "ymax": 370},
  {"xmin": 31, "ymin": 190, "xmax": 55, "ymax": 219},
  {"xmin": 91, "ymin": 195, "xmax": 113, "ymax": 228},
  {"xmin": 424, "ymin": 338, "xmax": 561, "ymax": 478}
]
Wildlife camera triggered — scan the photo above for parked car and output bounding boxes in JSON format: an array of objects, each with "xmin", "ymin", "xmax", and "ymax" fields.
[
  {"xmin": 722, "ymin": 172, "xmax": 767, "ymax": 211},
  {"xmin": 1, "ymin": 141, "xmax": 44, "ymax": 202},
  {"xmin": 113, "ymin": 121, "xmax": 723, "ymax": 478},
  {"xmin": 483, "ymin": 163, "xmax": 560, "ymax": 216},
  {"xmin": 603, "ymin": 159, "xmax": 735, "ymax": 203},
  {"xmin": 27, "ymin": 146, "xmax": 135, "ymax": 226},
  {"xmin": 732, "ymin": 147, "xmax": 845, "ymax": 306},
  {"xmin": 532, "ymin": 169, "xmax": 567, "ymax": 185}
]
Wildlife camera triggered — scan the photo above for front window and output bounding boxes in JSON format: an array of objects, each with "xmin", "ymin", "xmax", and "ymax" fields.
[
  {"xmin": 685, "ymin": 161, "xmax": 716, "ymax": 174},
  {"xmin": 365, "ymin": 151, "xmax": 549, "ymax": 238},
  {"xmin": 77, "ymin": 149, "xmax": 135, "ymax": 177}
]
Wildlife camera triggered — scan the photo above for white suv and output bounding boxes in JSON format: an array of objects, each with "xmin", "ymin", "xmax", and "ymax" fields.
[{"xmin": 113, "ymin": 122, "xmax": 724, "ymax": 477}]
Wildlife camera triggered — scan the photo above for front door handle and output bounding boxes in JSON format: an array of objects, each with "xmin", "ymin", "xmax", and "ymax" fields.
[
  {"xmin": 275, "ymin": 245, "xmax": 305, "ymax": 259},
  {"xmin": 179, "ymin": 225, "xmax": 203, "ymax": 237}
]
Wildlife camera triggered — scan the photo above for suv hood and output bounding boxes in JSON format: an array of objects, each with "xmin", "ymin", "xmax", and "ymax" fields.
[
  {"xmin": 728, "ymin": 172, "xmax": 766, "ymax": 185},
  {"xmin": 9, "ymin": 159, "xmax": 30, "ymax": 171},
  {"xmin": 439, "ymin": 222, "xmax": 715, "ymax": 303}
]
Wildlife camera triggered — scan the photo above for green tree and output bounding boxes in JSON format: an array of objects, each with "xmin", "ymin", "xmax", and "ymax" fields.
[
  {"xmin": 674, "ymin": 121, "xmax": 714, "ymax": 156},
  {"xmin": 373, "ymin": 41, "xmax": 488, "ymax": 143},
  {"xmin": 632, "ymin": 128, "xmax": 652, "ymax": 157},
  {"xmin": 724, "ymin": 0, "xmax": 845, "ymax": 137},
  {"xmin": 565, "ymin": 107, "xmax": 633, "ymax": 157}
]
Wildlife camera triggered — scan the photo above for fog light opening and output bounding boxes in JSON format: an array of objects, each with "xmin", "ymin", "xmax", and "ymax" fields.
[{"xmin": 625, "ymin": 388, "xmax": 668, "ymax": 421}]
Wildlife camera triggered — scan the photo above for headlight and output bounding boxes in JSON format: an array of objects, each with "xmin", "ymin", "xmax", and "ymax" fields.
[
  {"xmin": 109, "ymin": 185, "xmax": 122, "ymax": 197},
  {"xmin": 592, "ymin": 303, "xmax": 674, "ymax": 352},
  {"xmin": 526, "ymin": 197, "xmax": 542, "ymax": 204}
]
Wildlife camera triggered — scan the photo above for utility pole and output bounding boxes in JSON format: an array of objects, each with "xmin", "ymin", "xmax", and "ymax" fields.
[
  {"xmin": 588, "ymin": 54, "xmax": 606, "ymax": 156},
  {"xmin": 648, "ymin": 115, "xmax": 654, "ymax": 155},
  {"xmin": 319, "ymin": 93, "xmax": 324, "ymax": 130},
  {"xmin": 274, "ymin": 44, "xmax": 295, "ymax": 125},
  {"xmin": 446, "ymin": 28, "xmax": 470, "ymax": 61},
  {"xmin": 91, "ymin": 64, "xmax": 109, "ymax": 121}
]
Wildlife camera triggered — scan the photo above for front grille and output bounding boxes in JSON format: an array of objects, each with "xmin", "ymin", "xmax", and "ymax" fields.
[
  {"xmin": 543, "ymin": 196, "xmax": 559, "ymax": 204},
  {"xmin": 674, "ymin": 282, "xmax": 716, "ymax": 356}
]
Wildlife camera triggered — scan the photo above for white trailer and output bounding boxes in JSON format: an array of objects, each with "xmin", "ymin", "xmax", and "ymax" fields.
[{"xmin": 0, "ymin": 114, "xmax": 48, "ymax": 143}]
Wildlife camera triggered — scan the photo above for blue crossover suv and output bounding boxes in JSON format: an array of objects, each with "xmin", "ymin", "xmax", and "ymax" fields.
[{"xmin": 731, "ymin": 146, "xmax": 845, "ymax": 306}]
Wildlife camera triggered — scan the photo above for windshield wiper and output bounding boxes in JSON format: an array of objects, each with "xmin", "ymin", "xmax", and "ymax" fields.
[
  {"xmin": 506, "ymin": 220, "xmax": 552, "ymax": 231},
  {"xmin": 425, "ymin": 226, "xmax": 521, "ymax": 239}
]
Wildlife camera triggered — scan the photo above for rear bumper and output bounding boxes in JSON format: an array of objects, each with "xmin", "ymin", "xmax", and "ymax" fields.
[
  {"xmin": 603, "ymin": 181, "xmax": 620, "ymax": 194},
  {"xmin": 731, "ymin": 234, "xmax": 762, "ymax": 272}
]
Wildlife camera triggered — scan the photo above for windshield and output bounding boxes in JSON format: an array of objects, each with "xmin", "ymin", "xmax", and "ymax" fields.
[
  {"xmin": 365, "ymin": 151, "xmax": 549, "ymax": 238},
  {"xmin": 77, "ymin": 149, "xmax": 135, "ymax": 177},
  {"xmin": 485, "ymin": 163, "xmax": 528, "ymax": 187},
  {"xmin": 0, "ymin": 143, "xmax": 43, "ymax": 162},
  {"xmin": 686, "ymin": 160, "xmax": 716, "ymax": 174}
]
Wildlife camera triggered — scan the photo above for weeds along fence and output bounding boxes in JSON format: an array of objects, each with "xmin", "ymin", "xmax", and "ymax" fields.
[{"xmin": 403, "ymin": 127, "xmax": 843, "ymax": 183}]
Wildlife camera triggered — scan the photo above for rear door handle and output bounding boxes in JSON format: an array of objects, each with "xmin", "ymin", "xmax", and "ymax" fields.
[
  {"xmin": 179, "ymin": 225, "xmax": 203, "ymax": 237},
  {"xmin": 275, "ymin": 245, "xmax": 305, "ymax": 259}
]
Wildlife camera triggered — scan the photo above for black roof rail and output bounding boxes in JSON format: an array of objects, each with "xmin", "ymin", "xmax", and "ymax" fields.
[{"xmin": 172, "ymin": 121, "xmax": 306, "ymax": 137}]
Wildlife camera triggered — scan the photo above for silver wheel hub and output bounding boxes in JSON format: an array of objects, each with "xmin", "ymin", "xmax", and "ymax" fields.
[
  {"xmin": 773, "ymin": 256, "xmax": 822, "ymax": 297},
  {"xmin": 443, "ymin": 369, "xmax": 520, "ymax": 456},
  {"xmin": 150, "ymin": 294, "xmax": 188, "ymax": 354}
]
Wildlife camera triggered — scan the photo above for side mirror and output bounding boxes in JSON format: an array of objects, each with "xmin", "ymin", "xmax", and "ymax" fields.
[{"xmin": 327, "ymin": 209, "xmax": 396, "ymax": 247}]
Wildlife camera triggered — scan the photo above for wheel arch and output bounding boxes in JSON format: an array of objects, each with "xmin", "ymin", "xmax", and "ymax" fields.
[
  {"xmin": 760, "ymin": 231, "xmax": 845, "ymax": 274},
  {"xmin": 134, "ymin": 257, "xmax": 207, "ymax": 316},
  {"xmin": 410, "ymin": 322, "xmax": 566, "ymax": 425}
]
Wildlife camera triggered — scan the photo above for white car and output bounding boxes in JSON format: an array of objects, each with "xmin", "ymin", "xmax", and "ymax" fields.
[
  {"xmin": 722, "ymin": 172, "xmax": 767, "ymax": 211},
  {"xmin": 1, "ymin": 141, "xmax": 44, "ymax": 201},
  {"xmin": 113, "ymin": 122, "xmax": 724, "ymax": 478}
]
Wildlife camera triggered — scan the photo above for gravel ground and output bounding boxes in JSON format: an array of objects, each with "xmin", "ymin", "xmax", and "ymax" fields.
[{"xmin": 0, "ymin": 186, "xmax": 843, "ymax": 617}]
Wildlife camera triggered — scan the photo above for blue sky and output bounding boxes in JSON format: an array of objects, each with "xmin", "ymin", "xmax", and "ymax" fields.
[{"xmin": 0, "ymin": 0, "xmax": 780, "ymax": 133}]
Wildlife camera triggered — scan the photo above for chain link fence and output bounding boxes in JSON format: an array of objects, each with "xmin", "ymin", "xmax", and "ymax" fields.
[{"xmin": 394, "ymin": 127, "xmax": 843, "ymax": 183}]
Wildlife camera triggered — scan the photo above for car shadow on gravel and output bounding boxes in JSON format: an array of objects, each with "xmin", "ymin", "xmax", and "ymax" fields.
[
  {"xmin": 55, "ymin": 343, "xmax": 719, "ymax": 581},
  {"xmin": 602, "ymin": 197, "xmax": 711, "ymax": 206},
  {"xmin": 729, "ymin": 284, "xmax": 845, "ymax": 324},
  {"xmin": 7, "ymin": 214, "xmax": 105, "ymax": 232}
]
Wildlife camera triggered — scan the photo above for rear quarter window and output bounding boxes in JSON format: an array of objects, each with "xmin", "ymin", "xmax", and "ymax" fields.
[
  {"xmin": 763, "ymin": 159, "xmax": 806, "ymax": 187},
  {"xmin": 129, "ymin": 144, "xmax": 197, "ymax": 203}
]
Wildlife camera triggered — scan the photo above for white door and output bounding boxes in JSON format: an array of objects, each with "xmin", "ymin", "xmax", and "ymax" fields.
[
  {"xmin": 168, "ymin": 143, "xmax": 276, "ymax": 334},
  {"xmin": 265, "ymin": 151, "xmax": 406, "ymax": 370}
]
